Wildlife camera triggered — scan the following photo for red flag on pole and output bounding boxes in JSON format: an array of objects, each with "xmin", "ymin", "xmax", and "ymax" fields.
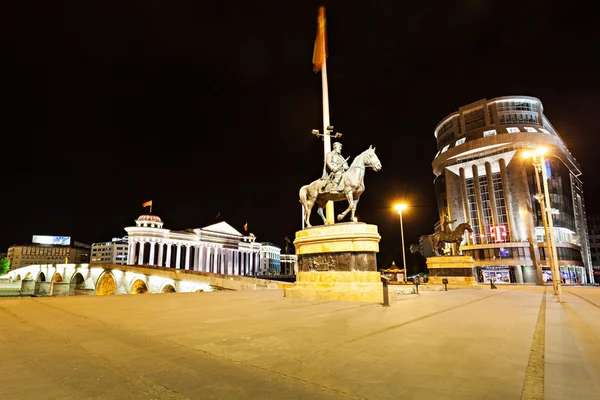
[
  {"xmin": 142, "ymin": 200, "xmax": 152, "ymax": 208},
  {"xmin": 243, "ymin": 222, "xmax": 248, "ymax": 232},
  {"xmin": 312, "ymin": 6, "xmax": 327, "ymax": 72}
]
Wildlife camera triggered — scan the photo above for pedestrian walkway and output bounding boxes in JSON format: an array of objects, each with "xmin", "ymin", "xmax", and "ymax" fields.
[{"xmin": 0, "ymin": 286, "xmax": 598, "ymax": 399}]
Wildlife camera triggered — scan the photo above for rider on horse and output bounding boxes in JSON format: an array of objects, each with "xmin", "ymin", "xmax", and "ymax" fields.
[
  {"xmin": 322, "ymin": 142, "xmax": 349, "ymax": 194},
  {"xmin": 442, "ymin": 212, "xmax": 456, "ymax": 235}
]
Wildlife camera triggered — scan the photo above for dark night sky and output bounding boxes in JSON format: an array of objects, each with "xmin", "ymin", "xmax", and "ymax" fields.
[{"xmin": 2, "ymin": 1, "xmax": 599, "ymax": 267}]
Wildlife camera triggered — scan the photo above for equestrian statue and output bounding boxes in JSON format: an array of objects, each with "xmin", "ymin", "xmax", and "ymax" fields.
[
  {"xmin": 299, "ymin": 143, "xmax": 382, "ymax": 228},
  {"xmin": 429, "ymin": 213, "xmax": 473, "ymax": 256}
]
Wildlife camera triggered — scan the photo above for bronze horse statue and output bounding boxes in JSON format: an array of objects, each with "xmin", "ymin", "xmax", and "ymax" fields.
[
  {"xmin": 429, "ymin": 222, "xmax": 473, "ymax": 256},
  {"xmin": 299, "ymin": 146, "xmax": 382, "ymax": 227}
]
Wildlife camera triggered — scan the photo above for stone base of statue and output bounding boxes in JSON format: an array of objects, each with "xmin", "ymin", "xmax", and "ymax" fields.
[
  {"xmin": 283, "ymin": 222, "xmax": 393, "ymax": 304},
  {"xmin": 426, "ymin": 255, "xmax": 477, "ymax": 287}
]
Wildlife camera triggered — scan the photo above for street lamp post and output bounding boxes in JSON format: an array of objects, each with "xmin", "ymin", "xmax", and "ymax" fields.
[
  {"xmin": 394, "ymin": 204, "xmax": 408, "ymax": 282},
  {"xmin": 532, "ymin": 162, "xmax": 556, "ymax": 293},
  {"xmin": 523, "ymin": 148, "xmax": 563, "ymax": 302}
]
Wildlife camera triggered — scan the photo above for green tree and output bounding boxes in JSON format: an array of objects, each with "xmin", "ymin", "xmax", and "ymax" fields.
[{"xmin": 0, "ymin": 257, "xmax": 10, "ymax": 276}]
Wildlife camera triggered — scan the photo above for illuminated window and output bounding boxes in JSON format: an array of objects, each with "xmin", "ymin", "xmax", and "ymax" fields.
[
  {"xmin": 441, "ymin": 144, "xmax": 450, "ymax": 153},
  {"xmin": 506, "ymin": 127, "xmax": 520, "ymax": 133},
  {"xmin": 483, "ymin": 129, "xmax": 496, "ymax": 137},
  {"xmin": 524, "ymin": 127, "xmax": 537, "ymax": 132},
  {"xmin": 455, "ymin": 138, "xmax": 466, "ymax": 146},
  {"xmin": 539, "ymin": 128, "xmax": 550, "ymax": 134}
]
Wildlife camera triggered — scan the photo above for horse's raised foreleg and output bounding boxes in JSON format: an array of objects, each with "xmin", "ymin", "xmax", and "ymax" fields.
[{"xmin": 337, "ymin": 191, "xmax": 355, "ymax": 221}]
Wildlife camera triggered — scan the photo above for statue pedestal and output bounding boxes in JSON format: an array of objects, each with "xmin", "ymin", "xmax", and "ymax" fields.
[
  {"xmin": 426, "ymin": 255, "xmax": 476, "ymax": 287},
  {"xmin": 284, "ymin": 223, "xmax": 393, "ymax": 304}
]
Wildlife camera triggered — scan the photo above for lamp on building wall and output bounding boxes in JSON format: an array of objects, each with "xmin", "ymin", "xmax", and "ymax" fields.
[
  {"xmin": 523, "ymin": 147, "xmax": 564, "ymax": 302},
  {"xmin": 394, "ymin": 203, "xmax": 408, "ymax": 282}
]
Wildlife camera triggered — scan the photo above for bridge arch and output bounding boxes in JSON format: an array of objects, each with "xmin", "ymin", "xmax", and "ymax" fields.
[
  {"xmin": 70, "ymin": 272, "xmax": 85, "ymax": 288},
  {"xmin": 130, "ymin": 279, "xmax": 148, "ymax": 294},
  {"xmin": 37, "ymin": 272, "xmax": 46, "ymax": 282},
  {"xmin": 52, "ymin": 273, "xmax": 63, "ymax": 283},
  {"xmin": 161, "ymin": 284, "xmax": 176, "ymax": 293},
  {"xmin": 15, "ymin": 274, "xmax": 21, "ymax": 281},
  {"xmin": 96, "ymin": 271, "xmax": 117, "ymax": 296}
]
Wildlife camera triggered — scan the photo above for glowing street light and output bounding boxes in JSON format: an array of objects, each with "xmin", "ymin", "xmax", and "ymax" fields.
[
  {"xmin": 523, "ymin": 147, "xmax": 563, "ymax": 302},
  {"xmin": 394, "ymin": 203, "xmax": 408, "ymax": 283}
]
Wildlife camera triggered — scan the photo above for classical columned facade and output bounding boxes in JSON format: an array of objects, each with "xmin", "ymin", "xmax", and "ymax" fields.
[{"xmin": 125, "ymin": 215, "xmax": 261, "ymax": 276}]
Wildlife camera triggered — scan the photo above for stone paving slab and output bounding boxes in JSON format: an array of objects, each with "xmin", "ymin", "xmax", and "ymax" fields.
[{"xmin": 1, "ymin": 286, "xmax": 599, "ymax": 399}]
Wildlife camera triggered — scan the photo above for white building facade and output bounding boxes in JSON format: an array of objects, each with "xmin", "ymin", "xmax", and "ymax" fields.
[
  {"xmin": 91, "ymin": 238, "xmax": 129, "ymax": 265},
  {"xmin": 124, "ymin": 214, "xmax": 261, "ymax": 275},
  {"xmin": 259, "ymin": 243, "xmax": 281, "ymax": 275}
]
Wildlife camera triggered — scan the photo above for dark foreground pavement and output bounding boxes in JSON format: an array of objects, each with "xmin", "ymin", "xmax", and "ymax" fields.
[{"xmin": 1, "ymin": 286, "xmax": 599, "ymax": 399}]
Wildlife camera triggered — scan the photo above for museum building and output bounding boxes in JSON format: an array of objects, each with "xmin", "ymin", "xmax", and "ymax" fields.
[
  {"xmin": 125, "ymin": 214, "xmax": 263, "ymax": 275},
  {"xmin": 432, "ymin": 95, "xmax": 593, "ymax": 284}
]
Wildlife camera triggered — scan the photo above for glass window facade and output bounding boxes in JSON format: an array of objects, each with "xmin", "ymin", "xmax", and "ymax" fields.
[
  {"xmin": 464, "ymin": 107, "xmax": 486, "ymax": 131},
  {"xmin": 465, "ymin": 171, "xmax": 509, "ymax": 244}
]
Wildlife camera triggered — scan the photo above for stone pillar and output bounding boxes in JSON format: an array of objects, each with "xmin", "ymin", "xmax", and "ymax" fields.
[
  {"xmin": 138, "ymin": 241, "xmax": 145, "ymax": 265},
  {"xmin": 472, "ymin": 164, "xmax": 487, "ymax": 244},
  {"xmin": 485, "ymin": 161, "xmax": 499, "ymax": 227},
  {"xmin": 250, "ymin": 252, "xmax": 255, "ymax": 275},
  {"xmin": 241, "ymin": 252, "xmax": 246, "ymax": 275},
  {"xmin": 199, "ymin": 246, "xmax": 205, "ymax": 272},
  {"xmin": 514, "ymin": 265, "xmax": 524, "ymax": 284},
  {"xmin": 218, "ymin": 249, "xmax": 223, "ymax": 274},
  {"xmin": 185, "ymin": 245, "xmax": 191, "ymax": 270},
  {"xmin": 235, "ymin": 251, "xmax": 240, "ymax": 275},
  {"xmin": 499, "ymin": 158, "xmax": 514, "ymax": 241},
  {"xmin": 148, "ymin": 242, "xmax": 156, "ymax": 265},
  {"xmin": 128, "ymin": 240, "xmax": 136, "ymax": 265},
  {"xmin": 227, "ymin": 250, "xmax": 233, "ymax": 275},
  {"xmin": 165, "ymin": 244, "xmax": 172, "ymax": 267},
  {"xmin": 194, "ymin": 246, "xmax": 199, "ymax": 271},
  {"xmin": 175, "ymin": 244, "xmax": 182, "ymax": 269},
  {"xmin": 157, "ymin": 243, "xmax": 164, "ymax": 267},
  {"xmin": 459, "ymin": 167, "xmax": 471, "ymax": 245},
  {"xmin": 212, "ymin": 248, "xmax": 218, "ymax": 274}
]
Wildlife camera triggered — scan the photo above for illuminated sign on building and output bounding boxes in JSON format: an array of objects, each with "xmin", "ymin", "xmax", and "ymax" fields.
[
  {"xmin": 489, "ymin": 225, "xmax": 508, "ymax": 242},
  {"xmin": 32, "ymin": 235, "xmax": 71, "ymax": 245}
]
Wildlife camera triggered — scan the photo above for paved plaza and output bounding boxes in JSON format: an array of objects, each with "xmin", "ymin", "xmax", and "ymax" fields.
[{"xmin": 1, "ymin": 286, "xmax": 599, "ymax": 399}]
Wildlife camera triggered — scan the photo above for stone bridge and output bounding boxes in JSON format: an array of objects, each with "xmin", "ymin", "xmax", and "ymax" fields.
[{"xmin": 2, "ymin": 263, "xmax": 281, "ymax": 296}]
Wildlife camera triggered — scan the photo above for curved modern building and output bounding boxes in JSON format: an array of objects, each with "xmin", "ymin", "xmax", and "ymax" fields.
[{"xmin": 432, "ymin": 95, "xmax": 593, "ymax": 284}]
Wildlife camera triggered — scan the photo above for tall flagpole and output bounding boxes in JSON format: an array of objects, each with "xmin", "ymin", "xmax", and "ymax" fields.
[
  {"xmin": 313, "ymin": 6, "xmax": 335, "ymax": 225},
  {"xmin": 321, "ymin": 58, "xmax": 335, "ymax": 225}
]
